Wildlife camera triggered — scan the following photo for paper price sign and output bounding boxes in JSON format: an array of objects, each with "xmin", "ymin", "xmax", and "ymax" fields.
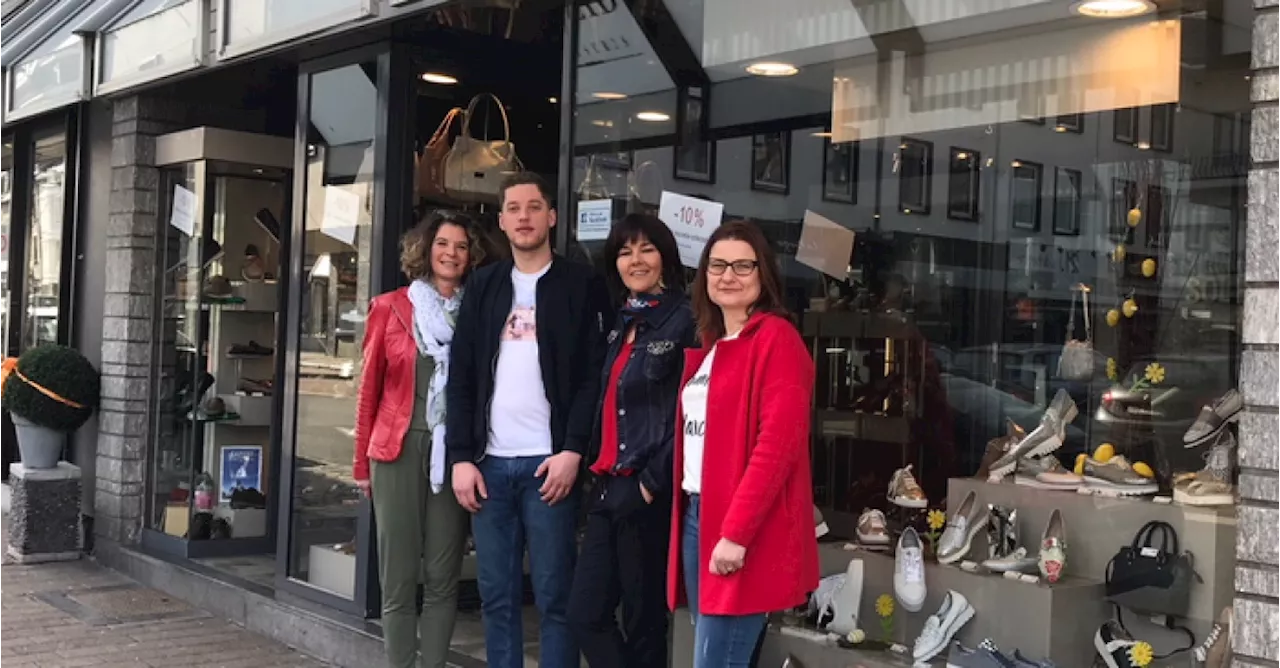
[{"xmin": 658, "ymin": 191, "xmax": 723, "ymax": 268}]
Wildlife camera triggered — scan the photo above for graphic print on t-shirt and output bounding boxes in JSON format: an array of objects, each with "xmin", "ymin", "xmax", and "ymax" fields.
[
  {"xmin": 683, "ymin": 373, "xmax": 709, "ymax": 438},
  {"xmin": 503, "ymin": 306, "xmax": 537, "ymax": 342}
]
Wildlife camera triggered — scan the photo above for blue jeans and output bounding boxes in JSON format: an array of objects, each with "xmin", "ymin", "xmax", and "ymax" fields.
[
  {"xmin": 472, "ymin": 456, "xmax": 580, "ymax": 668},
  {"xmin": 682, "ymin": 495, "xmax": 767, "ymax": 668}
]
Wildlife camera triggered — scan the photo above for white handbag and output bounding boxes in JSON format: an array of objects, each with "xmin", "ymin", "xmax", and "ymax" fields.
[
  {"xmin": 1058, "ymin": 285, "xmax": 1094, "ymax": 381},
  {"xmin": 444, "ymin": 93, "xmax": 522, "ymax": 203}
]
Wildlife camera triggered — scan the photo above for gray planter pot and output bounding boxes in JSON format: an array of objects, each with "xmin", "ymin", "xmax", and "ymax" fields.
[{"xmin": 11, "ymin": 413, "xmax": 66, "ymax": 469}]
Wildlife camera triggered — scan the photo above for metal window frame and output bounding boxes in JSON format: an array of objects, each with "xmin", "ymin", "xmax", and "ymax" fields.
[
  {"xmin": 93, "ymin": 0, "xmax": 208, "ymax": 96},
  {"xmin": 4, "ymin": 34, "xmax": 93, "ymax": 123},
  {"xmin": 214, "ymin": 0, "xmax": 377, "ymax": 62}
]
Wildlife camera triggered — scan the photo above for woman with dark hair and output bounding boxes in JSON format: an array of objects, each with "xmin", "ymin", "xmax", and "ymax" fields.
[
  {"xmin": 568, "ymin": 213, "xmax": 697, "ymax": 668},
  {"xmin": 667, "ymin": 220, "xmax": 819, "ymax": 667},
  {"xmin": 353, "ymin": 211, "xmax": 489, "ymax": 668}
]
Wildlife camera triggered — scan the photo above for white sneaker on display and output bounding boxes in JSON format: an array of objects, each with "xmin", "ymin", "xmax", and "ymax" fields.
[
  {"xmin": 894, "ymin": 527, "xmax": 927, "ymax": 612},
  {"xmin": 912, "ymin": 590, "xmax": 975, "ymax": 663},
  {"xmin": 825, "ymin": 559, "xmax": 864, "ymax": 636}
]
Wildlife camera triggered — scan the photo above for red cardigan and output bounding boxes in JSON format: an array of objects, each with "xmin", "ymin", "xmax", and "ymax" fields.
[
  {"xmin": 353, "ymin": 288, "xmax": 419, "ymax": 482},
  {"xmin": 666, "ymin": 312, "xmax": 819, "ymax": 616}
]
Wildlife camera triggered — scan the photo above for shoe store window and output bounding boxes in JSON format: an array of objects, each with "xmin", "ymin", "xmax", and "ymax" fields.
[
  {"xmin": 569, "ymin": 1, "xmax": 1248, "ymax": 665},
  {"xmin": 144, "ymin": 129, "xmax": 292, "ymax": 562}
]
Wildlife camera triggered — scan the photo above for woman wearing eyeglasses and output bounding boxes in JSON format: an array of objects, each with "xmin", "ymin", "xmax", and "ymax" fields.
[{"xmin": 666, "ymin": 220, "xmax": 819, "ymax": 668}]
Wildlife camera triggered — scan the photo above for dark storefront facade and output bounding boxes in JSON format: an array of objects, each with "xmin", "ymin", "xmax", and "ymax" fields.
[{"xmin": 2, "ymin": 0, "xmax": 1277, "ymax": 665}]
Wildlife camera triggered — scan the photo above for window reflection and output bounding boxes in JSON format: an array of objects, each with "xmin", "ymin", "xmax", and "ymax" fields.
[{"xmin": 24, "ymin": 131, "xmax": 65, "ymax": 349}]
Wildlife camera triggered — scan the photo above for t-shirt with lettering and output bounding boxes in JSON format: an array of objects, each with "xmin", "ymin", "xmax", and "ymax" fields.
[
  {"xmin": 681, "ymin": 334, "xmax": 736, "ymax": 494},
  {"xmin": 488, "ymin": 261, "xmax": 554, "ymax": 457}
]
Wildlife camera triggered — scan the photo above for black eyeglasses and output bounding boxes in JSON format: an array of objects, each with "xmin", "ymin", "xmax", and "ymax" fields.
[{"xmin": 707, "ymin": 259, "xmax": 759, "ymax": 277}]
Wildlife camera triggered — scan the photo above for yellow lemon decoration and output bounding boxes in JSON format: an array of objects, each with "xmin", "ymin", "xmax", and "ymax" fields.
[
  {"xmin": 1106, "ymin": 357, "xmax": 1119, "ymax": 381},
  {"xmin": 1133, "ymin": 461, "xmax": 1155, "ymax": 479},
  {"xmin": 1144, "ymin": 362, "xmax": 1166, "ymax": 385},
  {"xmin": 1106, "ymin": 309, "xmax": 1121, "ymax": 327},
  {"xmin": 1093, "ymin": 443, "xmax": 1116, "ymax": 462},
  {"xmin": 1127, "ymin": 208, "xmax": 1142, "ymax": 228},
  {"xmin": 1129, "ymin": 641, "xmax": 1154, "ymax": 667},
  {"xmin": 927, "ymin": 509, "xmax": 946, "ymax": 531},
  {"xmin": 1123, "ymin": 299, "xmax": 1139, "ymax": 318},
  {"xmin": 1074, "ymin": 454, "xmax": 1086, "ymax": 476},
  {"xmin": 875, "ymin": 594, "xmax": 895, "ymax": 618},
  {"xmin": 1112, "ymin": 244, "xmax": 1127, "ymax": 263},
  {"xmin": 1141, "ymin": 258, "xmax": 1157, "ymax": 278}
]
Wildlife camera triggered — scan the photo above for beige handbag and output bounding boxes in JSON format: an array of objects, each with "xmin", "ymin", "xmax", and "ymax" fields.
[
  {"xmin": 417, "ymin": 107, "xmax": 463, "ymax": 202},
  {"xmin": 444, "ymin": 93, "xmax": 522, "ymax": 203},
  {"xmin": 1058, "ymin": 284, "xmax": 1094, "ymax": 381}
]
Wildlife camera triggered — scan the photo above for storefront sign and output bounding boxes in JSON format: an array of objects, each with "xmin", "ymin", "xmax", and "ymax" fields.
[
  {"xmin": 220, "ymin": 446, "xmax": 262, "ymax": 501},
  {"xmin": 576, "ymin": 199, "xmax": 614, "ymax": 241},
  {"xmin": 321, "ymin": 186, "xmax": 360, "ymax": 246},
  {"xmin": 169, "ymin": 184, "xmax": 196, "ymax": 236},
  {"xmin": 658, "ymin": 191, "xmax": 723, "ymax": 268},
  {"xmin": 796, "ymin": 210, "xmax": 855, "ymax": 280}
]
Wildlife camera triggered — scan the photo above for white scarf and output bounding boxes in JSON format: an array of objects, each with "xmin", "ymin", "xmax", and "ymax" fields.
[{"xmin": 406, "ymin": 279, "xmax": 461, "ymax": 494}]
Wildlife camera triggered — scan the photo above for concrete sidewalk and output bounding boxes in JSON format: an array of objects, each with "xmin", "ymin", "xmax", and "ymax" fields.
[{"xmin": 1, "ymin": 519, "xmax": 329, "ymax": 668}]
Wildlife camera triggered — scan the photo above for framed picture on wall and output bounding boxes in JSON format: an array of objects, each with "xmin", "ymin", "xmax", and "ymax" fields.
[
  {"xmin": 947, "ymin": 147, "xmax": 980, "ymax": 221},
  {"xmin": 897, "ymin": 137, "xmax": 933, "ymax": 214},
  {"xmin": 1053, "ymin": 167, "xmax": 1082, "ymax": 235},
  {"xmin": 822, "ymin": 138, "xmax": 858, "ymax": 203},
  {"xmin": 751, "ymin": 132, "xmax": 790, "ymax": 194},
  {"xmin": 674, "ymin": 86, "xmax": 715, "ymax": 183},
  {"xmin": 1010, "ymin": 160, "xmax": 1043, "ymax": 231},
  {"xmin": 1114, "ymin": 108, "xmax": 1138, "ymax": 145},
  {"xmin": 1150, "ymin": 104, "xmax": 1175, "ymax": 152}
]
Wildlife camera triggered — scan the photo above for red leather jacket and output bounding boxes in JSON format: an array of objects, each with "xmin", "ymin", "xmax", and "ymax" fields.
[
  {"xmin": 667, "ymin": 311, "xmax": 819, "ymax": 616},
  {"xmin": 353, "ymin": 288, "xmax": 418, "ymax": 481}
]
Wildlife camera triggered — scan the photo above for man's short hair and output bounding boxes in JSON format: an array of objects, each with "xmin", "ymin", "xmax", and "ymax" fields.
[{"xmin": 499, "ymin": 172, "xmax": 554, "ymax": 208}]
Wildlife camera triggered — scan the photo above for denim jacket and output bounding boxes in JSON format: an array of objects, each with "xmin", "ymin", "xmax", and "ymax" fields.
[{"xmin": 587, "ymin": 293, "xmax": 698, "ymax": 496}]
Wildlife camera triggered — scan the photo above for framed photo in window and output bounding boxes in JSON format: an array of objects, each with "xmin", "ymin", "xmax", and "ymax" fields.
[
  {"xmin": 1146, "ymin": 184, "xmax": 1166, "ymax": 248},
  {"xmin": 1010, "ymin": 160, "xmax": 1042, "ymax": 231},
  {"xmin": 674, "ymin": 86, "xmax": 715, "ymax": 183},
  {"xmin": 1114, "ymin": 108, "xmax": 1138, "ymax": 145},
  {"xmin": 1055, "ymin": 114, "xmax": 1084, "ymax": 134},
  {"xmin": 897, "ymin": 137, "xmax": 933, "ymax": 214},
  {"xmin": 751, "ymin": 132, "xmax": 790, "ymax": 194},
  {"xmin": 1111, "ymin": 178, "xmax": 1138, "ymax": 240},
  {"xmin": 1149, "ymin": 104, "xmax": 1175, "ymax": 152},
  {"xmin": 1053, "ymin": 167, "xmax": 1082, "ymax": 235},
  {"xmin": 822, "ymin": 138, "xmax": 858, "ymax": 203},
  {"xmin": 947, "ymin": 147, "xmax": 980, "ymax": 221}
]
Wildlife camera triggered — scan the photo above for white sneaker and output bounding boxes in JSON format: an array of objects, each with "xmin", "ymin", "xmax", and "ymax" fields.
[
  {"xmin": 825, "ymin": 559, "xmax": 864, "ymax": 636},
  {"xmin": 894, "ymin": 527, "xmax": 927, "ymax": 612},
  {"xmin": 937, "ymin": 490, "xmax": 987, "ymax": 565},
  {"xmin": 813, "ymin": 505, "xmax": 830, "ymax": 539},
  {"xmin": 912, "ymin": 590, "xmax": 975, "ymax": 662}
]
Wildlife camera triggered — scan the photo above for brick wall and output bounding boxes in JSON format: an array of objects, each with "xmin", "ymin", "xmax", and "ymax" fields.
[{"xmin": 1236, "ymin": 1, "xmax": 1280, "ymax": 663}]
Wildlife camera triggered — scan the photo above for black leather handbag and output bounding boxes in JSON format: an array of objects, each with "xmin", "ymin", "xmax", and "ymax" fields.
[{"xmin": 1105, "ymin": 520, "xmax": 1199, "ymax": 617}]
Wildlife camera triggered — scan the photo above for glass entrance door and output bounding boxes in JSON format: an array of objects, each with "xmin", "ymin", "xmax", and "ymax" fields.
[{"xmin": 277, "ymin": 52, "xmax": 386, "ymax": 614}]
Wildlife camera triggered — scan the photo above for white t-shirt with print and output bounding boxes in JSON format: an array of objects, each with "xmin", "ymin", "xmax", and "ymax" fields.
[
  {"xmin": 681, "ymin": 345, "xmax": 717, "ymax": 494},
  {"xmin": 487, "ymin": 262, "xmax": 554, "ymax": 457}
]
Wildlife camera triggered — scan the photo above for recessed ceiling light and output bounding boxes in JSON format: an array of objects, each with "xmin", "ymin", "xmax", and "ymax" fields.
[
  {"xmin": 549, "ymin": 96, "xmax": 558, "ymax": 104},
  {"xmin": 811, "ymin": 131, "xmax": 833, "ymax": 138},
  {"xmin": 746, "ymin": 61, "xmax": 799, "ymax": 77},
  {"xmin": 592, "ymin": 92, "xmax": 628, "ymax": 100},
  {"xmin": 1011, "ymin": 160, "xmax": 1023, "ymax": 168},
  {"xmin": 1070, "ymin": 0, "xmax": 1155, "ymax": 18},
  {"xmin": 955, "ymin": 152, "xmax": 969, "ymax": 160},
  {"xmin": 1137, "ymin": 141, "xmax": 1151, "ymax": 150},
  {"xmin": 591, "ymin": 119, "xmax": 614, "ymax": 128},
  {"xmin": 1055, "ymin": 125, "xmax": 1069, "ymax": 132},
  {"xmin": 421, "ymin": 72, "xmax": 458, "ymax": 85},
  {"xmin": 635, "ymin": 111, "xmax": 670, "ymax": 122}
]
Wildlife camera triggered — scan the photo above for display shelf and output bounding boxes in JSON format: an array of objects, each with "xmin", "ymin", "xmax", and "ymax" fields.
[
  {"xmin": 816, "ymin": 410, "xmax": 912, "ymax": 443},
  {"xmin": 802, "ymin": 310, "xmax": 919, "ymax": 340}
]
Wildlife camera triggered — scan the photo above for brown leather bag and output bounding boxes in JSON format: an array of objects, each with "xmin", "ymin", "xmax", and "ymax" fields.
[{"xmin": 415, "ymin": 107, "xmax": 464, "ymax": 202}]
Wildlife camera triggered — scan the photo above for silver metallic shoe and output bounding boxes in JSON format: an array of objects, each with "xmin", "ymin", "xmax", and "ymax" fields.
[
  {"xmin": 989, "ymin": 389, "xmax": 1078, "ymax": 478},
  {"xmin": 1183, "ymin": 388, "xmax": 1243, "ymax": 448}
]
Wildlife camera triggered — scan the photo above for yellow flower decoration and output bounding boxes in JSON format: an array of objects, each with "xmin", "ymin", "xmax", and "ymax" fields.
[
  {"xmin": 1106, "ymin": 358, "xmax": 1118, "ymax": 381},
  {"xmin": 875, "ymin": 594, "xmax": 895, "ymax": 618},
  {"xmin": 1144, "ymin": 362, "xmax": 1166, "ymax": 385},
  {"xmin": 1128, "ymin": 641, "xmax": 1154, "ymax": 667},
  {"xmin": 926, "ymin": 509, "xmax": 946, "ymax": 531}
]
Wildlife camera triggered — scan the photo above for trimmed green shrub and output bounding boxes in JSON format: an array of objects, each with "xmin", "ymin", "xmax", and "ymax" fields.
[{"xmin": 2, "ymin": 345, "xmax": 100, "ymax": 432}]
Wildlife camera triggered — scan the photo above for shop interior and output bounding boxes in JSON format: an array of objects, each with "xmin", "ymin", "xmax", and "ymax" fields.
[
  {"xmin": 570, "ymin": 0, "xmax": 1249, "ymax": 665},
  {"xmin": 141, "ymin": 0, "xmax": 567, "ymax": 631}
]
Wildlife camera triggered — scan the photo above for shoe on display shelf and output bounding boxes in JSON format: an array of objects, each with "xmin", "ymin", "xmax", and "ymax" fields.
[
  {"xmin": 989, "ymin": 389, "xmax": 1079, "ymax": 479},
  {"xmin": 946, "ymin": 639, "xmax": 1015, "ymax": 668},
  {"xmin": 980, "ymin": 546, "xmax": 1039, "ymax": 575},
  {"xmin": 204, "ymin": 275, "xmax": 236, "ymax": 300},
  {"xmin": 1194, "ymin": 607, "xmax": 1232, "ymax": 668},
  {"xmin": 894, "ymin": 526, "xmax": 927, "ymax": 613},
  {"xmin": 242, "ymin": 244, "xmax": 266, "ymax": 282},
  {"xmin": 813, "ymin": 505, "xmax": 830, "ymax": 539},
  {"xmin": 1010, "ymin": 647, "xmax": 1058, "ymax": 667},
  {"xmin": 1082, "ymin": 455, "xmax": 1158, "ymax": 496},
  {"xmin": 1183, "ymin": 388, "xmax": 1243, "ymax": 448},
  {"xmin": 887, "ymin": 464, "xmax": 928, "ymax": 508},
  {"xmin": 856, "ymin": 508, "xmax": 890, "ymax": 547},
  {"xmin": 912, "ymin": 590, "xmax": 975, "ymax": 663},
  {"xmin": 938, "ymin": 490, "xmax": 987, "ymax": 565},
  {"xmin": 824, "ymin": 558, "xmax": 864, "ymax": 636},
  {"xmin": 1037, "ymin": 509, "xmax": 1067, "ymax": 584},
  {"xmin": 227, "ymin": 340, "xmax": 274, "ymax": 357},
  {"xmin": 1173, "ymin": 432, "xmax": 1236, "ymax": 507},
  {"xmin": 1014, "ymin": 454, "xmax": 1083, "ymax": 490},
  {"xmin": 976, "ymin": 418, "xmax": 1026, "ymax": 481},
  {"xmin": 1094, "ymin": 621, "xmax": 1153, "ymax": 668}
]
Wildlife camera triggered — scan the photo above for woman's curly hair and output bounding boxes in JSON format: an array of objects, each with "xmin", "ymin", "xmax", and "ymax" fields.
[{"xmin": 400, "ymin": 210, "xmax": 488, "ymax": 281}]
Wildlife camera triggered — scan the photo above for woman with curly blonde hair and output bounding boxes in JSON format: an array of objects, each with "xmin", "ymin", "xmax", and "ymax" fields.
[{"xmin": 353, "ymin": 211, "xmax": 489, "ymax": 668}]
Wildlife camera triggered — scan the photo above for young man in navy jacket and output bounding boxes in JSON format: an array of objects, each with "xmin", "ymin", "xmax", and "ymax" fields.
[{"xmin": 446, "ymin": 172, "xmax": 611, "ymax": 668}]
